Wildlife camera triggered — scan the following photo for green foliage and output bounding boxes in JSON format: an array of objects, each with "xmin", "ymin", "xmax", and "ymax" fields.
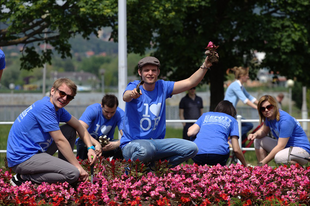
[
  {"xmin": 257, "ymin": 1, "xmax": 310, "ymax": 83},
  {"xmin": 0, "ymin": 57, "xmax": 22, "ymax": 89},
  {"xmin": 1, "ymin": 52, "xmax": 146, "ymax": 91},
  {"xmin": 119, "ymin": 0, "xmax": 310, "ymax": 109},
  {"xmin": 2, "ymin": 0, "xmax": 310, "ymax": 108},
  {"xmin": 0, "ymin": 0, "xmax": 118, "ymax": 70},
  {"xmin": 77, "ymin": 56, "xmax": 111, "ymax": 74},
  {"xmin": 0, "ymin": 125, "xmax": 10, "ymax": 170},
  {"xmin": 292, "ymin": 82, "xmax": 303, "ymax": 110},
  {"xmin": 52, "ymin": 57, "xmax": 75, "ymax": 72},
  {"xmin": 69, "ymin": 34, "xmax": 118, "ymax": 54}
]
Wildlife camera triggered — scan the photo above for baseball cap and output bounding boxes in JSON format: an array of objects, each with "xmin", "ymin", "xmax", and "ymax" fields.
[
  {"xmin": 0, "ymin": 49, "xmax": 5, "ymax": 70},
  {"xmin": 138, "ymin": 56, "xmax": 160, "ymax": 68}
]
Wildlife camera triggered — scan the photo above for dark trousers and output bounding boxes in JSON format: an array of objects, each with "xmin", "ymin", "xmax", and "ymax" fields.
[
  {"xmin": 241, "ymin": 121, "xmax": 253, "ymax": 146},
  {"xmin": 76, "ymin": 138, "xmax": 123, "ymax": 160},
  {"xmin": 192, "ymin": 153, "xmax": 230, "ymax": 166},
  {"xmin": 183, "ymin": 123, "xmax": 196, "ymax": 141}
]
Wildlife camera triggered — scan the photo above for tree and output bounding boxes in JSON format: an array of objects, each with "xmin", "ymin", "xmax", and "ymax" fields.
[
  {"xmin": 0, "ymin": 0, "xmax": 118, "ymax": 71},
  {"xmin": 77, "ymin": 56, "xmax": 112, "ymax": 74},
  {"xmin": 2, "ymin": 0, "xmax": 310, "ymax": 110},
  {"xmin": 109, "ymin": 0, "xmax": 310, "ymax": 110}
]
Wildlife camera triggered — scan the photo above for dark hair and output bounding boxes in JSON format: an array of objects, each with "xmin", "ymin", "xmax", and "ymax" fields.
[
  {"xmin": 101, "ymin": 94, "xmax": 118, "ymax": 108},
  {"xmin": 214, "ymin": 100, "xmax": 236, "ymax": 117},
  {"xmin": 257, "ymin": 95, "xmax": 280, "ymax": 123}
]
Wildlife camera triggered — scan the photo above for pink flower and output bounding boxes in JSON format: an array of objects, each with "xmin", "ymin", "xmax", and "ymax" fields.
[{"xmin": 207, "ymin": 41, "xmax": 214, "ymax": 48}]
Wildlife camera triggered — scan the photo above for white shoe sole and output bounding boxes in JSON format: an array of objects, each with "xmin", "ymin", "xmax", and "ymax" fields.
[{"xmin": 10, "ymin": 178, "xmax": 18, "ymax": 186}]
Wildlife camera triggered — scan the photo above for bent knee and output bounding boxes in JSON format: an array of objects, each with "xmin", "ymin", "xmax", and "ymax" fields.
[
  {"xmin": 182, "ymin": 141, "xmax": 198, "ymax": 159},
  {"xmin": 275, "ymin": 153, "xmax": 308, "ymax": 165},
  {"xmin": 66, "ymin": 168, "xmax": 80, "ymax": 184},
  {"xmin": 188, "ymin": 142, "xmax": 198, "ymax": 157},
  {"xmin": 274, "ymin": 153, "xmax": 285, "ymax": 164},
  {"xmin": 132, "ymin": 145, "xmax": 155, "ymax": 162},
  {"xmin": 124, "ymin": 141, "xmax": 156, "ymax": 163},
  {"xmin": 254, "ymin": 139, "xmax": 261, "ymax": 149},
  {"xmin": 274, "ymin": 152, "xmax": 291, "ymax": 164}
]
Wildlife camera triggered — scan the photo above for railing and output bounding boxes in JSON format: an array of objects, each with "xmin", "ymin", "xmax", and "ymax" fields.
[
  {"xmin": 169, "ymin": 115, "xmax": 310, "ymax": 152},
  {"xmin": 2, "ymin": 116, "xmax": 310, "ymax": 154}
]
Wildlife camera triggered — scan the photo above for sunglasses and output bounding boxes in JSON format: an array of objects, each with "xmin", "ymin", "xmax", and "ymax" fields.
[
  {"xmin": 57, "ymin": 89, "xmax": 74, "ymax": 101},
  {"xmin": 260, "ymin": 104, "xmax": 274, "ymax": 112}
]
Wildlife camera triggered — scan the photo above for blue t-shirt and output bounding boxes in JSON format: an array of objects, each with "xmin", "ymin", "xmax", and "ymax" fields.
[
  {"xmin": 0, "ymin": 49, "xmax": 5, "ymax": 70},
  {"xmin": 79, "ymin": 103, "xmax": 124, "ymax": 140},
  {"xmin": 224, "ymin": 80, "xmax": 256, "ymax": 107},
  {"xmin": 120, "ymin": 80, "xmax": 174, "ymax": 148},
  {"xmin": 265, "ymin": 110, "xmax": 310, "ymax": 154},
  {"xmin": 193, "ymin": 112, "xmax": 239, "ymax": 155},
  {"xmin": 6, "ymin": 96, "xmax": 72, "ymax": 167}
]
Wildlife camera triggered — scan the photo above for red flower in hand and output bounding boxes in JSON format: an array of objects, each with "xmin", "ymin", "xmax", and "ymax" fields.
[
  {"xmin": 207, "ymin": 41, "xmax": 215, "ymax": 48},
  {"xmin": 205, "ymin": 41, "xmax": 219, "ymax": 63}
]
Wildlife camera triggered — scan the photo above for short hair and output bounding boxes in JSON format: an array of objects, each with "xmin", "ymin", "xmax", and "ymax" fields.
[
  {"xmin": 52, "ymin": 78, "xmax": 77, "ymax": 96},
  {"xmin": 214, "ymin": 100, "xmax": 236, "ymax": 118},
  {"xmin": 102, "ymin": 94, "xmax": 118, "ymax": 108},
  {"xmin": 257, "ymin": 95, "xmax": 280, "ymax": 123},
  {"xmin": 278, "ymin": 93, "xmax": 284, "ymax": 98}
]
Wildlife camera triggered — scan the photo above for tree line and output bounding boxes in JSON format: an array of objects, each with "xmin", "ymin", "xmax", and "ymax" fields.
[{"xmin": 1, "ymin": 0, "xmax": 310, "ymax": 109}]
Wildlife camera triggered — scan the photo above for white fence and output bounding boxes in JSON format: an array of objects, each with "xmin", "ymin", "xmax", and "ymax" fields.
[
  {"xmin": 168, "ymin": 116, "xmax": 310, "ymax": 152},
  {"xmin": 1, "ymin": 116, "xmax": 310, "ymax": 154}
]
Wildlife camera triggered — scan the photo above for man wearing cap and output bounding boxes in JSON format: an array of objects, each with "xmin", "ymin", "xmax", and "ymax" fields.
[
  {"xmin": 121, "ymin": 54, "xmax": 217, "ymax": 168},
  {"xmin": 0, "ymin": 49, "xmax": 6, "ymax": 81},
  {"xmin": 179, "ymin": 87, "xmax": 203, "ymax": 141}
]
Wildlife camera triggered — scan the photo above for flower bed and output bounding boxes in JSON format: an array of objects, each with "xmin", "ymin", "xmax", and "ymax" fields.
[{"xmin": 1, "ymin": 158, "xmax": 310, "ymax": 205}]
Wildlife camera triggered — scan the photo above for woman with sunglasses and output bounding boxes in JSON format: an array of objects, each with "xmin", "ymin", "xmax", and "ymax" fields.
[{"xmin": 248, "ymin": 95, "xmax": 310, "ymax": 166}]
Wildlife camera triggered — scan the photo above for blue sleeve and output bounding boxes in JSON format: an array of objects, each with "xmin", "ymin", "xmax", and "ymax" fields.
[
  {"xmin": 230, "ymin": 118, "xmax": 239, "ymax": 138},
  {"xmin": 79, "ymin": 104, "xmax": 97, "ymax": 126},
  {"xmin": 233, "ymin": 85, "xmax": 248, "ymax": 103},
  {"xmin": 225, "ymin": 82, "xmax": 248, "ymax": 104},
  {"xmin": 195, "ymin": 113, "xmax": 205, "ymax": 127},
  {"xmin": 124, "ymin": 80, "xmax": 140, "ymax": 93},
  {"xmin": 242, "ymin": 88, "xmax": 255, "ymax": 102},
  {"xmin": 59, "ymin": 109, "xmax": 72, "ymax": 123},
  {"xmin": 0, "ymin": 49, "xmax": 5, "ymax": 70},
  {"xmin": 166, "ymin": 81, "xmax": 174, "ymax": 98},
  {"xmin": 37, "ymin": 105, "xmax": 62, "ymax": 133},
  {"xmin": 278, "ymin": 115, "xmax": 295, "ymax": 138},
  {"xmin": 117, "ymin": 107, "xmax": 125, "ymax": 131}
]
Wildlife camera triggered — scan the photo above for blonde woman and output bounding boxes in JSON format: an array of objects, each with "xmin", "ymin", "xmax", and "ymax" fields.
[
  {"xmin": 224, "ymin": 67, "xmax": 258, "ymax": 146},
  {"xmin": 248, "ymin": 95, "xmax": 310, "ymax": 166}
]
